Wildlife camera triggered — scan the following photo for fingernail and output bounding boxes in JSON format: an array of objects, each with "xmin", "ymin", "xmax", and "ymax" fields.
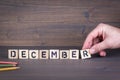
[
  {"xmin": 102, "ymin": 53, "xmax": 106, "ymax": 57},
  {"xmin": 90, "ymin": 49, "xmax": 96, "ymax": 54},
  {"xmin": 100, "ymin": 52, "xmax": 106, "ymax": 57}
]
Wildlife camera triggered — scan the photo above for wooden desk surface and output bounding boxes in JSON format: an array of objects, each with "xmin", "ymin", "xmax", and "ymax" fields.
[
  {"xmin": 0, "ymin": 0, "xmax": 120, "ymax": 80},
  {"xmin": 0, "ymin": 46, "xmax": 120, "ymax": 80}
]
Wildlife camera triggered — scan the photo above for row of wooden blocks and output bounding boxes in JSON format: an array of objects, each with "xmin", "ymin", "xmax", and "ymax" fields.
[{"xmin": 8, "ymin": 49, "xmax": 91, "ymax": 59}]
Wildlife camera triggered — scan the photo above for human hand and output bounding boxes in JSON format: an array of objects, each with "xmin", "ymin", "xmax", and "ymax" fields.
[{"xmin": 82, "ymin": 23, "xmax": 120, "ymax": 56}]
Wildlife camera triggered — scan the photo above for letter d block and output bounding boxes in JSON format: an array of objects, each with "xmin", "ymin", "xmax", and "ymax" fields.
[
  {"xmin": 8, "ymin": 49, "xmax": 18, "ymax": 59},
  {"xmin": 80, "ymin": 49, "xmax": 91, "ymax": 59}
]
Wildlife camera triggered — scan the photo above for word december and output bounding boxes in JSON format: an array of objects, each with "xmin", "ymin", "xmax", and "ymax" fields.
[{"xmin": 8, "ymin": 49, "xmax": 91, "ymax": 59}]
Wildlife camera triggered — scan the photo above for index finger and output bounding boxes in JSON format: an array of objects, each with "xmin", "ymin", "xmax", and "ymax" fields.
[{"xmin": 82, "ymin": 25, "xmax": 103, "ymax": 49}]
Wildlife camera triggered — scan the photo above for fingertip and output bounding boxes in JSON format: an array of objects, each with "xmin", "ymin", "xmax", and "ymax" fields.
[
  {"xmin": 89, "ymin": 48, "xmax": 96, "ymax": 54},
  {"xmin": 82, "ymin": 45, "xmax": 85, "ymax": 50},
  {"xmin": 82, "ymin": 41, "xmax": 93, "ymax": 50},
  {"xmin": 82, "ymin": 46, "xmax": 87, "ymax": 50},
  {"xmin": 82, "ymin": 43, "xmax": 88, "ymax": 50},
  {"xmin": 99, "ymin": 51, "xmax": 106, "ymax": 57}
]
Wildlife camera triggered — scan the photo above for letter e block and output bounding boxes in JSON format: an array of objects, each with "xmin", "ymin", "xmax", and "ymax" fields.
[
  {"xmin": 40, "ymin": 50, "xmax": 49, "ymax": 59},
  {"xmin": 70, "ymin": 49, "xmax": 79, "ymax": 59},
  {"xmin": 19, "ymin": 49, "xmax": 28, "ymax": 59},
  {"xmin": 80, "ymin": 49, "xmax": 91, "ymax": 59}
]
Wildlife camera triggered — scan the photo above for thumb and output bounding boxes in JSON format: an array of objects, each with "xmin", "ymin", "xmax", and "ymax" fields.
[{"xmin": 89, "ymin": 41, "xmax": 108, "ymax": 54}]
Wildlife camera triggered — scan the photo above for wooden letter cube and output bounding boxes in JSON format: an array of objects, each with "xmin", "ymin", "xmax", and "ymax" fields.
[
  {"xmin": 19, "ymin": 49, "xmax": 29, "ymax": 59},
  {"xmin": 80, "ymin": 49, "xmax": 91, "ymax": 59},
  {"xmin": 60, "ymin": 50, "xmax": 69, "ymax": 59},
  {"xmin": 69, "ymin": 49, "xmax": 79, "ymax": 59},
  {"xmin": 29, "ymin": 50, "xmax": 38, "ymax": 59},
  {"xmin": 40, "ymin": 50, "xmax": 49, "ymax": 59},
  {"xmin": 50, "ymin": 49, "xmax": 59, "ymax": 59},
  {"xmin": 8, "ymin": 49, "xmax": 18, "ymax": 59}
]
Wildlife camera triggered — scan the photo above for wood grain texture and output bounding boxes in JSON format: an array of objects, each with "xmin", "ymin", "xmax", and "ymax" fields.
[
  {"xmin": 0, "ymin": 46, "xmax": 120, "ymax": 80},
  {"xmin": 0, "ymin": 0, "xmax": 120, "ymax": 46}
]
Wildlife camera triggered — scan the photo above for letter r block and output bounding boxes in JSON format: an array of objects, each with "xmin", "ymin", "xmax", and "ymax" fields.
[{"xmin": 80, "ymin": 49, "xmax": 91, "ymax": 59}]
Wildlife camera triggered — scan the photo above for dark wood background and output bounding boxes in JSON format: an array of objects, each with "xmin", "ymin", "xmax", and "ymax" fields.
[
  {"xmin": 0, "ymin": 0, "xmax": 120, "ymax": 80},
  {"xmin": 0, "ymin": 0, "xmax": 120, "ymax": 46}
]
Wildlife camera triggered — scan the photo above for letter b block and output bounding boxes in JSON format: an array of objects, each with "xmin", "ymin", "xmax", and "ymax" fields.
[{"xmin": 60, "ymin": 50, "xmax": 69, "ymax": 59}]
